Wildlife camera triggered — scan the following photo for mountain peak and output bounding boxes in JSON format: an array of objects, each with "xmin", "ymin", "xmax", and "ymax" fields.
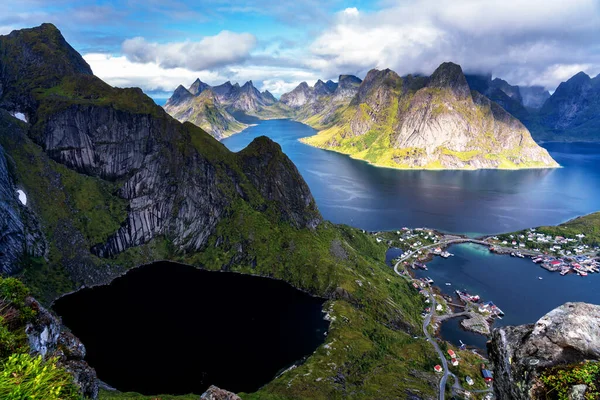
[
  {"xmin": 188, "ymin": 78, "xmax": 210, "ymax": 96},
  {"xmin": 164, "ymin": 85, "xmax": 193, "ymax": 107},
  {"xmin": 428, "ymin": 62, "xmax": 470, "ymax": 99},
  {"xmin": 0, "ymin": 23, "xmax": 94, "ymax": 113}
]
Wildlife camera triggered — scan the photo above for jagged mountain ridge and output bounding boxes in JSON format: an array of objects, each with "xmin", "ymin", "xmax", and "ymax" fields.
[
  {"xmin": 164, "ymin": 78, "xmax": 280, "ymax": 138},
  {"xmin": 300, "ymin": 62, "xmax": 558, "ymax": 169},
  {"xmin": 164, "ymin": 85, "xmax": 247, "ymax": 140}
]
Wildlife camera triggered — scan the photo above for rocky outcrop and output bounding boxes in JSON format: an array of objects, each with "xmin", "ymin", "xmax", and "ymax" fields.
[
  {"xmin": 200, "ymin": 385, "xmax": 242, "ymax": 400},
  {"xmin": 164, "ymin": 85, "xmax": 194, "ymax": 108},
  {"xmin": 189, "ymin": 78, "xmax": 211, "ymax": 96},
  {"xmin": 488, "ymin": 302, "xmax": 600, "ymax": 400},
  {"xmin": 239, "ymin": 136, "xmax": 321, "ymax": 229},
  {"xmin": 25, "ymin": 297, "xmax": 98, "ymax": 398},
  {"xmin": 0, "ymin": 113, "xmax": 45, "ymax": 275},
  {"xmin": 280, "ymin": 81, "xmax": 312, "ymax": 108}
]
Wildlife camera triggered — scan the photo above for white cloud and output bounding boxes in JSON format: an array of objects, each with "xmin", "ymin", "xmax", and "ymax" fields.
[
  {"xmin": 308, "ymin": 0, "xmax": 600, "ymax": 90},
  {"xmin": 122, "ymin": 31, "xmax": 258, "ymax": 70},
  {"xmin": 83, "ymin": 53, "xmax": 222, "ymax": 92},
  {"xmin": 83, "ymin": 53, "xmax": 320, "ymax": 97}
]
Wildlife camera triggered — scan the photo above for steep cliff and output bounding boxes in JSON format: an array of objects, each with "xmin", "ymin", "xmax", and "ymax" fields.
[
  {"xmin": 301, "ymin": 62, "xmax": 558, "ymax": 169},
  {"xmin": 0, "ymin": 113, "xmax": 46, "ymax": 275},
  {"xmin": 489, "ymin": 302, "xmax": 600, "ymax": 400}
]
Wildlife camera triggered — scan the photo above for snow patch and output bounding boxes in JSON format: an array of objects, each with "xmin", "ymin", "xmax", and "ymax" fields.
[
  {"xmin": 16, "ymin": 190, "xmax": 27, "ymax": 205},
  {"xmin": 11, "ymin": 112, "xmax": 28, "ymax": 123}
]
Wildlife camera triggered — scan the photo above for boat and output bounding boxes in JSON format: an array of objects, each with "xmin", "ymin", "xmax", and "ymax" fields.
[
  {"xmin": 510, "ymin": 252, "xmax": 516, "ymax": 257},
  {"xmin": 456, "ymin": 289, "xmax": 481, "ymax": 303},
  {"xmin": 445, "ymin": 282, "xmax": 452, "ymax": 286},
  {"xmin": 560, "ymin": 268, "xmax": 570, "ymax": 276},
  {"xmin": 516, "ymin": 252, "xmax": 525, "ymax": 258},
  {"xmin": 538, "ymin": 277, "xmax": 543, "ymax": 280},
  {"xmin": 425, "ymin": 277, "xmax": 434, "ymax": 284}
]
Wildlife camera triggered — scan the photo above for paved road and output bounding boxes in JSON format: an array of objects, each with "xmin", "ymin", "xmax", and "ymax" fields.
[{"xmin": 393, "ymin": 254, "xmax": 456, "ymax": 400}]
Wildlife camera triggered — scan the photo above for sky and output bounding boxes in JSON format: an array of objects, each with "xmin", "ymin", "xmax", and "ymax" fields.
[{"xmin": 1, "ymin": 0, "xmax": 600, "ymax": 100}]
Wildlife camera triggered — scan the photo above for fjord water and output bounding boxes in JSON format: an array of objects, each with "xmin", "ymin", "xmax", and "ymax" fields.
[
  {"xmin": 53, "ymin": 262, "xmax": 328, "ymax": 395},
  {"xmin": 223, "ymin": 120, "xmax": 600, "ymax": 235}
]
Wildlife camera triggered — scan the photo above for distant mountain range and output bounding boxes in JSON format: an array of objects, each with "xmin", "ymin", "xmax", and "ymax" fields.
[
  {"xmin": 164, "ymin": 63, "xmax": 600, "ymax": 168},
  {"xmin": 164, "ymin": 79, "xmax": 287, "ymax": 138}
]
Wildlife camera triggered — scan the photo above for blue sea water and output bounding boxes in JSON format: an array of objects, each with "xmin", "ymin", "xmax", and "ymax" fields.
[{"xmin": 223, "ymin": 120, "xmax": 600, "ymax": 235}]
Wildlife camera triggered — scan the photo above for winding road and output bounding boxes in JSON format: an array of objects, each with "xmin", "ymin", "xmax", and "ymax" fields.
[{"xmin": 392, "ymin": 237, "xmax": 490, "ymax": 399}]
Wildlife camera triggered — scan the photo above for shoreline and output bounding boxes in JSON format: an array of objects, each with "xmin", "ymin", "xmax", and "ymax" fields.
[{"xmin": 298, "ymin": 136, "xmax": 561, "ymax": 171}]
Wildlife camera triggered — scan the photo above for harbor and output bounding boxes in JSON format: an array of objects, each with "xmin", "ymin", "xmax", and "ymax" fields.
[{"xmin": 388, "ymin": 240, "xmax": 600, "ymax": 353}]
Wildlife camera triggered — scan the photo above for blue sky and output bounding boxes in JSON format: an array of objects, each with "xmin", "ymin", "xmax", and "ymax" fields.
[{"xmin": 2, "ymin": 0, "xmax": 600, "ymax": 99}]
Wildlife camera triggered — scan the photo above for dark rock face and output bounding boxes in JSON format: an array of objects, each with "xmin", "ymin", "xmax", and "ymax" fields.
[
  {"xmin": 537, "ymin": 72, "xmax": 600, "ymax": 135},
  {"xmin": 464, "ymin": 73, "xmax": 529, "ymax": 120},
  {"xmin": 0, "ymin": 113, "xmax": 45, "ymax": 275},
  {"xmin": 40, "ymin": 104, "xmax": 231, "ymax": 257},
  {"xmin": 488, "ymin": 302, "xmax": 600, "ymax": 400},
  {"xmin": 429, "ymin": 62, "xmax": 471, "ymax": 99},
  {"xmin": 239, "ymin": 136, "xmax": 321, "ymax": 229},
  {"xmin": 200, "ymin": 385, "xmax": 241, "ymax": 400},
  {"xmin": 25, "ymin": 297, "xmax": 98, "ymax": 398},
  {"xmin": 164, "ymin": 85, "xmax": 194, "ymax": 108}
]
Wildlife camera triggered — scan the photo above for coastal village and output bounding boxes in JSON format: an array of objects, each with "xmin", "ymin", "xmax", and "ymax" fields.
[
  {"xmin": 487, "ymin": 229, "xmax": 600, "ymax": 276},
  {"xmin": 373, "ymin": 224, "xmax": 600, "ymax": 399}
]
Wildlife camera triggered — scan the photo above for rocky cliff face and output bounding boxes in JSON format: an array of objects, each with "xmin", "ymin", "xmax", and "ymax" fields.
[
  {"xmin": 25, "ymin": 297, "xmax": 98, "ymax": 398},
  {"xmin": 301, "ymin": 62, "xmax": 558, "ymax": 169},
  {"xmin": 533, "ymin": 71, "xmax": 600, "ymax": 141},
  {"xmin": 239, "ymin": 136, "xmax": 320, "ymax": 229},
  {"xmin": 280, "ymin": 81, "xmax": 312, "ymax": 108},
  {"xmin": 278, "ymin": 75, "xmax": 361, "ymax": 128},
  {"xmin": 0, "ymin": 113, "xmax": 45, "ymax": 275},
  {"xmin": 489, "ymin": 302, "xmax": 600, "ymax": 400},
  {"xmin": 200, "ymin": 385, "xmax": 242, "ymax": 400}
]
